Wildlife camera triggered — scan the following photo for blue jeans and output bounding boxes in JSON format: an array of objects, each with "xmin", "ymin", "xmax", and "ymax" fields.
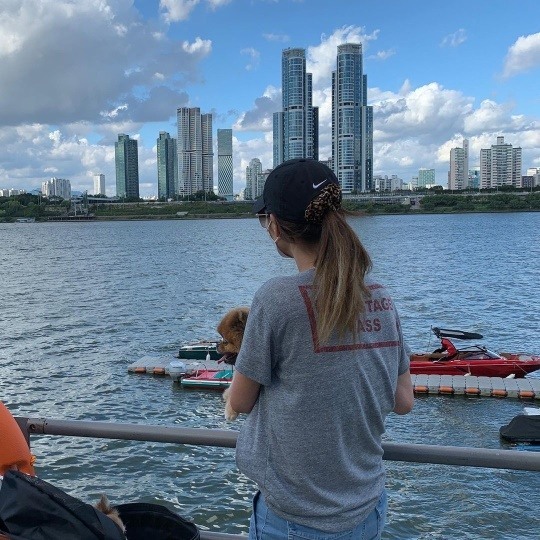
[{"xmin": 248, "ymin": 490, "xmax": 388, "ymax": 540}]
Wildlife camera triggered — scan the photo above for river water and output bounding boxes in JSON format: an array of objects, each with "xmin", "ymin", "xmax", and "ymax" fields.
[{"xmin": 1, "ymin": 212, "xmax": 539, "ymax": 539}]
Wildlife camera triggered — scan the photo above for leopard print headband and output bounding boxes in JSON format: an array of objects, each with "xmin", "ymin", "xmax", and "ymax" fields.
[{"xmin": 304, "ymin": 183, "xmax": 342, "ymax": 224}]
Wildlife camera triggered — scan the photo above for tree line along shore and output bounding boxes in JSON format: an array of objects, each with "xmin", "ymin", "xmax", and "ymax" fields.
[{"xmin": 1, "ymin": 191, "xmax": 540, "ymax": 222}]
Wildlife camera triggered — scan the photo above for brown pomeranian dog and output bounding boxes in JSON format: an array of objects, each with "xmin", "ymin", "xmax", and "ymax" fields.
[
  {"xmin": 95, "ymin": 494, "xmax": 126, "ymax": 535},
  {"xmin": 216, "ymin": 307, "xmax": 249, "ymax": 420}
]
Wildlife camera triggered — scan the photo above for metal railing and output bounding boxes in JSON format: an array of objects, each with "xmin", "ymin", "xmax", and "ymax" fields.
[{"xmin": 16, "ymin": 417, "xmax": 540, "ymax": 539}]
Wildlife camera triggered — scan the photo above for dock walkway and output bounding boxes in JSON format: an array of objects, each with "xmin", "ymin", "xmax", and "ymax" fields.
[{"xmin": 128, "ymin": 359, "xmax": 540, "ymax": 400}]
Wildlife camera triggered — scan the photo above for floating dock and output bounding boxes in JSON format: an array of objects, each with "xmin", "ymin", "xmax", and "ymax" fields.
[
  {"xmin": 127, "ymin": 359, "xmax": 540, "ymax": 400},
  {"xmin": 411, "ymin": 374, "xmax": 539, "ymax": 399},
  {"xmin": 127, "ymin": 357, "xmax": 223, "ymax": 381}
]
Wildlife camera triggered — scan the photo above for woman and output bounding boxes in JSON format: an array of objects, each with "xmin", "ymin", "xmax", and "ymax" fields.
[{"xmin": 228, "ymin": 158, "xmax": 414, "ymax": 539}]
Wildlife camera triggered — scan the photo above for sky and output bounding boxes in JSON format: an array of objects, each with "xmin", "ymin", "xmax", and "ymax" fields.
[{"xmin": 0, "ymin": 0, "xmax": 539, "ymax": 197}]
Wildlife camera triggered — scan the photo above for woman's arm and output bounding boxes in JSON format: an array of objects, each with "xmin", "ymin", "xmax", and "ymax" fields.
[
  {"xmin": 394, "ymin": 370, "xmax": 414, "ymax": 414},
  {"xmin": 228, "ymin": 371, "xmax": 261, "ymax": 414}
]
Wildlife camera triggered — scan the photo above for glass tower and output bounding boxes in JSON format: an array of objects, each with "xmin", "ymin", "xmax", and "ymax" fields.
[
  {"xmin": 115, "ymin": 134, "xmax": 139, "ymax": 199},
  {"xmin": 157, "ymin": 131, "xmax": 178, "ymax": 200},
  {"xmin": 217, "ymin": 129, "xmax": 233, "ymax": 201},
  {"xmin": 177, "ymin": 107, "xmax": 214, "ymax": 196},
  {"xmin": 331, "ymin": 44, "xmax": 373, "ymax": 193},
  {"xmin": 273, "ymin": 48, "xmax": 318, "ymax": 167}
]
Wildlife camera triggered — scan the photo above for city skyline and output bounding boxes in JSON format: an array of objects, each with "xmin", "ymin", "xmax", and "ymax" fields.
[{"xmin": 0, "ymin": 1, "xmax": 539, "ymax": 197}]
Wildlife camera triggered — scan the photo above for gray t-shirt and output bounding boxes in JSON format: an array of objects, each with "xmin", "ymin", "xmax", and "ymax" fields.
[{"xmin": 235, "ymin": 269, "xmax": 410, "ymax": 532}]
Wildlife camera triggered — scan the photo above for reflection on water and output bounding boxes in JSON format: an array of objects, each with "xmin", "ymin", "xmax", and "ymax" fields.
[{"xmin": 1, "ymin": 213, "xmax": 539, "ymax": 538}]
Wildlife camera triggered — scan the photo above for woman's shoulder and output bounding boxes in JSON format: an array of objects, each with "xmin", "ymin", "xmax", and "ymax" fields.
[
  {"xmin": 254, "ymin": 272, "xmax": 312, "ymax": 303},
  {"xmin": 364, "ymin": 275, "xmax": 392, "ymax": 296}
]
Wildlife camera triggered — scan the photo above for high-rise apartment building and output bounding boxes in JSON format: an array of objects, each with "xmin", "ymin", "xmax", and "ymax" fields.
[
  {"xmin": 41, "ymin": 177, "xmax": 71, "ymax": 200},
  {"xmin": 449, "ymin": 139, "xmax": 469, "ymax": 190},
  {"xmin": 418, "ymin": 168, "xmax": 435, "ymax": 188},
  {"xmin": 217, "ymin": 129, "xmax": 233, "ymax": 201},
  {"xmin": 176, "ymin": 107, "xmax": 213, "ymax": 196},
  {"xmin": 469, "ymin": 168, "xmax": 480, "ymax": 190},
  {"xmin": 115, "ymin": 134, "xmax": 139, "ymax": 199},
  {"xmin": 245, "ymin": 158, "xmax": 263, "ymax": 200},
  {"xmin": 157, "ymin": 132, "xmax": 177, "ymax": 200},
  {"xmin": 331, "ymin": 43, "xmax": 373, "ymax": 193},
  {"xmin": 273, "ymin": 48, "xmax": 318, "ymax": 167},
  {"xmin": 93, "ymin": 174, "xmax": 105, "ymax": 196},
  {"xmin": 480, "ymin": 136, "xmax": 522, "ymax": 189}
]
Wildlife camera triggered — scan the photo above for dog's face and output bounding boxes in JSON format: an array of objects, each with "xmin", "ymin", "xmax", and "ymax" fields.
[{"xmin": 217, "ymin": 307, "xmax": 249, "ymax": 364}]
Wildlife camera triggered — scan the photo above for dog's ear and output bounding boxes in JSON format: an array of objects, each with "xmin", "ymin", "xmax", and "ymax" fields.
[{"xmin": 236, "ymin": 307, "xmax": 249, "ymax": 327}]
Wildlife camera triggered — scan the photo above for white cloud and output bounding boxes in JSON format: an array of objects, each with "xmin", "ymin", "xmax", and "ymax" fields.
[
  {"xmin": 0, "ymin": 1, "xmax": 210, "ymax": 126},
  {"xmin": 262, "ymin": 33, "xmax": 290, "ymax": 43},
  {"xmin": 241, "ymin": 47, "xmax": 261, "ymax": 71},
  {"xmin": 373, "ymin": 82, "xmax": 474, "ymax": 143},
  {"xmin": 159, "ymin": 0, "xmax": 230, "ymax": 22},
  {"xmin": 160, "ymin": 0, "xmax": 200, "ymax": 22},
  {"xmin": 502, "ymin": 32, "xmax": 540, "ymax": 78},
  {"xmin": 233, "ymin": 86, "xmax": 281, "ymax": 132},
  {"xmin": 182, "ymin": 37, "xmax": 212, "ymax": 55},
  {"xmin": 440, "ymin": 28, "xmax": 467, "ymax": 47},
  {"xmin": 207, "ymin": 0, "xmax": 232, "ymax": 8},
  {"xmin": 368, "ymin": 49, "xmax": 396, "ymax": 61}
]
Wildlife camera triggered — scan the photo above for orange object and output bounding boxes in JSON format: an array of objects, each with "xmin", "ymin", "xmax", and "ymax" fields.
[
  {"xmin": 134, "ymin": 367, "xmax": 146, "ymax": 373},
  {"xmin": 153, "ymin": 367, "xmax": 166, "ymax": 375},
  {"xmin": 0, "ymin": 402, "xmax": 35, "ymax": 476},
  {"xmin": 491, "ymin": 389, "xmax": 507, "ymax": 398},
  {"xmin": 438, "ymin": 386, "xmax": 454, "ymax": 394},
  {"xmin": 518, "ymin": 390, "xmax": 535, "ymax": 399},
  {"xmin": 413, "ymin": 385, "xmax": 429, "ymax": 393},
  {"xmin": 464, "ymin": 387, "xmax": 481, "ymax": 395}
]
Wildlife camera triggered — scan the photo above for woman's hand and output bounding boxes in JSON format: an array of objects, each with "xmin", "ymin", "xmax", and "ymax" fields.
[{"xmin": 228, "ymin": 371, "xmax": 261, "ymax": 414}]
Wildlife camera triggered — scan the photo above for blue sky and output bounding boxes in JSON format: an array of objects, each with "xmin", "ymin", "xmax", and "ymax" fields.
[{"xmin": 0, "ymin": 0, "xmax": 539, "ymax": 196}]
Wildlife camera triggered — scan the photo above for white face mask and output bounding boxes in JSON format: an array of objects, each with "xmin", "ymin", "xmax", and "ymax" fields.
[{"xmin": 266, "ymin": 220, "xmax": 293, "ymax": 259}]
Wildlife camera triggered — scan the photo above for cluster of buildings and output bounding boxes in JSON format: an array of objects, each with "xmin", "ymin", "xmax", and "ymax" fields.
[
  {"xmin": 449, "ymin": 137, "xmax": 539, "ymax": 191},
  {"xmin": 115, "ymin": 42, "xmax": 374, "ymax": 200},
  {"xmin": 4, "ymin": 43, "xmax": 538, "ymax": 201},
  {"xmin": 41, "ymin": 178, "xmax": 72, "ymax": 200},
  {"xmin": 0, "ymin": 188, "xmax": 26, "ymax": 197}
]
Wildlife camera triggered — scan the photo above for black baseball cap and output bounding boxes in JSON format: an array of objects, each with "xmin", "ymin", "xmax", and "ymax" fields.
[{"xmin": 253, "ymin": 158, "xmax": 340, "ymax": 223}]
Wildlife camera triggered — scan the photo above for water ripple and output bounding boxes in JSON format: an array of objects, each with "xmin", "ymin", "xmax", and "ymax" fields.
[{"xmin": 1, "ymin": 215, "xmax": 539, "ymax": 537}]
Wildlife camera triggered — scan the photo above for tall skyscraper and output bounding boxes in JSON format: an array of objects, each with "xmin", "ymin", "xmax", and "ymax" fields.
[
  {"xmin": 93, "ymin": 174, "xmax": 105, "ymax": 196},
  {"xmin": 176, "ymin": 107, "xmax": 214, "ymax": 196},
  {"xmin": 41, "ymin": 178, "xmax": 71, "ymax": 200},
  {"xmin": 115, "ymin": 134, "xmax": 139, "ymax": 199},
  {"xmin": 217, "ymin": 129, "xmax": 233, "ymax": 201},
  {"xmin": 449, "ymin": 139, "xmax": 469, "ymax": 190},
  {"xmin": 245, "ymin": 158, "xmax": 263, "ymax": 200},
  {"xmin": 273, "ymin": 48, "xmax": 318, "ymax": 167},
  {"xmin": 157, "ymin": 131, "xmax": 178, "ymax": 200},
  {"xmin": 331, "ymin": 43, "xmax": 373, "ymax": 193},
  {"xmin": 480, "ymin": 136, "xmax": 522, "ymax": 189}
]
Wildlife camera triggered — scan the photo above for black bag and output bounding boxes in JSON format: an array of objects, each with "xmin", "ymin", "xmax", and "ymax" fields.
[
  {"xmin": 0, "ymin": 472, "xmax": 200, "ymax": 540},
  {"xmin": 0, "ymin": 471, "xmax": 125, "ymax": 540},
  {"xmin": 116, "ymin": 503, "xmax": 200, "ymax": 540}
]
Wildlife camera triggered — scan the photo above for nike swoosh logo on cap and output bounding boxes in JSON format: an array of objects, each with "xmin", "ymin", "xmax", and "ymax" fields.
[{"xmin": 312, "ymin": 179, "xmax": 328, "ymax": 189}]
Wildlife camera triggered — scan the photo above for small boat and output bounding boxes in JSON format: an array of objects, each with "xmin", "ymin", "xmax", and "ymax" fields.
[
  {"xmin": 180, "ymin": 368, "xmax": 232, "ymax": 390},
  {"xmin": 410, "ymin": 327, "xmax": 540, "ymax": 378},
  {"xmin": 177, "ymin": 340, "xmax": 221, "ymax": 361},
  {"xmin": 500, "ymin": 408, "xmax": 540, "ymax": 443}
]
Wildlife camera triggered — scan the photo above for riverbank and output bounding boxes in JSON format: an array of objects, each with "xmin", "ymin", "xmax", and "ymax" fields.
[{"xmin": 2, "ymin": 192, "xmax": 540, "ymax": 222}]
